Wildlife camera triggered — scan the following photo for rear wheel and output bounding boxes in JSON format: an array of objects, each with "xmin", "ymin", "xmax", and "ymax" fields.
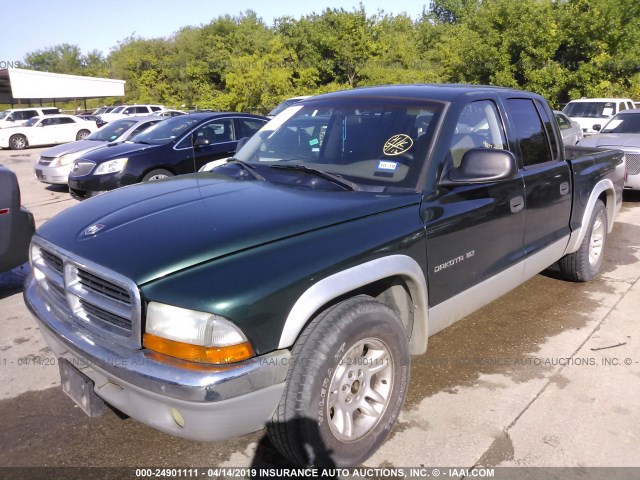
[
  {"xmin": 9, "ymin": 134, "xmax": 27, "ymax": 150},
  {"xmin": 142, "ymin": 169, "xmax": 173, "ymax": 181},
  {"xmin": 268, "ymin": 295, "xmax": 410, "ymax": 467},
  {"xmin": 559, "ymin": 199, "xmax": 607, "ymax": 281},
  {"xmin": 76, "ymin": 129, "xmax": 90, "ymax": 140}
]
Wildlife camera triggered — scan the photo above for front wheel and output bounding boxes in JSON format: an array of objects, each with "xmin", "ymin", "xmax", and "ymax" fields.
[
  {"xmin": 9, "ymin": 134, "xmax": 27, "ymax": 150},
  {"xmin": 559, "ymin": 199, "xmax": 608, "ymax": 281},
  {"xmin": 268, "ymin": 295, "xmax": 410, "ymax": 467},
  {"xmin": 142, "ymin": 169, "xmax": 173, "ymax": 181},
  {"xmin": 76, "ymin": 129, "xmax": 90, "ymax": 140}
]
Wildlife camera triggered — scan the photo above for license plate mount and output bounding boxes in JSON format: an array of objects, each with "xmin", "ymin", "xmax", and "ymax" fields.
[{"xmin": 58, "ymin": 358, "xmax": 104, "ymax": 417}]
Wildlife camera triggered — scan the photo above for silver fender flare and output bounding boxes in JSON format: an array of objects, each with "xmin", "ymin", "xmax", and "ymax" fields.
[
  {"xmin": 277, "ymin": 254, "xmax": 429, "ymax": 355},
  {"xmin": 564, "ymin": 178, "xmax": 616, "ymax": 255}
]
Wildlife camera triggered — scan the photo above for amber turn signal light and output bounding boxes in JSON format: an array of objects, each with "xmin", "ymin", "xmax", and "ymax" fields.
[{"xmin": 143, "ymin": 333, "xmax": 254, "ymax": 365}]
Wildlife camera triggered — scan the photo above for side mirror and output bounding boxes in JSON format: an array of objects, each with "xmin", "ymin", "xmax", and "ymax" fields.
[
  {"xmin": 592, "ymin": 124, "xmax": 601, "ymax": 132},
  {"xmin": 234, "ymin": 136, "xmax": 249, "ymax": 152},
  {"xmin": 443, "ymin": 148, "xmax": 517, "ymax": 185},
  {"xmin": 194, "ymin": 135, "xmax": 210, "ymax": 148}
]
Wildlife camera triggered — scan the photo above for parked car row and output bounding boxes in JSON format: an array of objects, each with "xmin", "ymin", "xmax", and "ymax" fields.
[
  {"xmin": 578, "ymin": 108, "xmax": 640, "ymax": 191},
  {"xmin": 0, "ymin": 107, "xmax": 60, "ymax": 129},
  {"xmin": 563, "ymin": 97, "xmax": 636, "ymax": 135},
  {"xmin": 27, "ymin": 112, "xmax": 269, "ymax": 199}
]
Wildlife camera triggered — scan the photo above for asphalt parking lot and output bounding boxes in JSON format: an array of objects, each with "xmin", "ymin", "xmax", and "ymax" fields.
[{"xmin": 1, "ymin": 146, "xmax": 639, "ymax": 477}]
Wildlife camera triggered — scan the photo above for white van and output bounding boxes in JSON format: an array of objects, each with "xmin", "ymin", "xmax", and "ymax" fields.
[
  {"xmin": 0, "ymin": 107, "xmax": 60, "ymax": 129},
  {"xmin": 563, "ymin": 98, "xmax": 635, "ymax": 135}
]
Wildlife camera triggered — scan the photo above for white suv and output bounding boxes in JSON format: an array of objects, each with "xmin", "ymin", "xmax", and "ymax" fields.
[
  {"xmin": 563, "ymin": 98, "xmax": 635, "ymax": 135},
  {"xmin": 0, "ymin": 107, "xmax": 60, "ymax": 129},
  {"xmin": 100, "ymin": 105, "xmax": 164, "ymax": 123}
]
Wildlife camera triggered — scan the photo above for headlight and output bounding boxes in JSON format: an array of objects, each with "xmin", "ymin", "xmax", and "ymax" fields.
[
  {"xmin": 50, "ymin": 152, "xmax": 80, "ymax": 168},
  {"xmin": 143, "ymin": 302, "xmax": 254, "ymax": 364},
  {"xmin": 94, "ymin": 158, "xmax": 128, "ymax": 175}
]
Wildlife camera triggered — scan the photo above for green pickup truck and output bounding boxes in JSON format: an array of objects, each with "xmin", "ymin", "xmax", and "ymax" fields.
[{"xmin": 25, "ymin": 85, "xmax": 625, "ymax": 467}]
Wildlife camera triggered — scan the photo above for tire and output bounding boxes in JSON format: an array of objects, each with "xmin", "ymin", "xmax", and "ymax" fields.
[
  {"xmin": 76, "ymin": 129, "xmax": 90, "ymax": 140},
  {"xmin": 268, "ymin": 295, "xmax": 410, "ymax": 467},
  {"xmin": 559, "ymin": 199, "xmax": 607, "ymax": 282},
  {"xmin": 142, "ymin": 169, "xmax": 173, "ymax": 181},
  {"xmin": 9, "ymin": 134, "xmax": 27, "ymax": 150}
]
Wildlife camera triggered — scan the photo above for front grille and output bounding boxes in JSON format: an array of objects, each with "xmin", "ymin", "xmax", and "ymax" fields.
[
  {"xmin": 625, "ymin": 153, "xmax": 640, "ymax": 175},
  {"xmin": 77, "ymin": 269, "xmax": 131, "ymax": 304},
  {"xmin": 39, "ymin": 156, "xmax": 55, "ymax": 165},
  {"xmin": 41, "ymin": 249, "xmax": 63, "ymax": 274},
  {"xmin": 71, "ymin": 161, "xmax": 95, "ymax": 177},
  {"xmin": 80, "ymin": 299, "xmax": 132, "ymax": 331},
  {"xmin": 31, "ymin": 240, "xmax": 141, "ymax": 348}
]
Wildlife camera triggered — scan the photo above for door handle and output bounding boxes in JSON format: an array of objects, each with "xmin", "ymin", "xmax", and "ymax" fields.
[
  {"xmin": 560, "ymin": 182, "xmax": 570, "ymax": 196},
  {"xmin": 510, "ymin": 196, "xmax": 524, "ymax": 214}
]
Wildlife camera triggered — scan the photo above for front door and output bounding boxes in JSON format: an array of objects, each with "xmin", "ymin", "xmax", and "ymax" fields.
[{"xmin": 423, "ymin": 99, "xmax": 526, "ymax": 308}]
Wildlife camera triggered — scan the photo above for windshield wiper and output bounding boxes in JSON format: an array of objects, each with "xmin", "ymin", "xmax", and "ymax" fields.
[
  {"xmin": 269, "ymin": 164, "xmax": 362, "ymax": 191},
  {"xmin": 226, "ymin": 158, "xmax": 265, "ymax": 181}
]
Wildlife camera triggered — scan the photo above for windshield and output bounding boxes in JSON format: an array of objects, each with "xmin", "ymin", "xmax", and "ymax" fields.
[
  {"xmin": 130, "ymin": 116, "xmax": 199, "ymax": 145},
  {"xmin": 234, "ymin": 99, "xmax": 444, "ymax": 190},
  {"xmin": 601, "ymin": 113, "xmax": 640, "ymax": 134},
  {"xmin": 87, "ymin": 118, "xmax": 139, "ymax": 141},
  {"xmin": 563, "ymin": 102, "xmax": 615, "ymax": 118},
  {"xmin": 24, "ymin": 117, "xmax": 40, "ymax": 127},
  {"xmin": 111, "ymin": 106, "xmax": 125, "ymax": 114},
  {"xmin": 0, "ymin": 111, "xmax": 9, "ymax": 120}
]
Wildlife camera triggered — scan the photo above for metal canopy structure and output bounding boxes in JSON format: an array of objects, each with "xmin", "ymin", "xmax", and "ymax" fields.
[{"xmin": 0, "ymin": 68, "xmax": 125, "ymax": 107}]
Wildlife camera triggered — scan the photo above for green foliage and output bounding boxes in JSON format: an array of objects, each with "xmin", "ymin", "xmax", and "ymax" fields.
[{"xmin": 18, "ymin": 1, "xmax": 640, "ymax": 111}]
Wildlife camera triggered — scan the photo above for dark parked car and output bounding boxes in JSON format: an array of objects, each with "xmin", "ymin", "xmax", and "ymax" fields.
[
  {"xmin": 0, "ymin": 166, "xmax": 35, "ymax": 272},
  {"xmin": 68, "ymin": 112, "xmax": 268, "ymax": 199}
]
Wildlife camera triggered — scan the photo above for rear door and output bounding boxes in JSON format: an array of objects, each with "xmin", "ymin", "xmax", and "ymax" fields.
[
  {"xmin": 504, "ymin": 98, "xmax": 572, "ymax": 256},
  {"xmin": 56, "ymin": 117, "xmax": 79, "ymax": 142}
]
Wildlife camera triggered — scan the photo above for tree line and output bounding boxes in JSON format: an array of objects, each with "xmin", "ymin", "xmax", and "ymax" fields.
[{"xmin": 18, "ymin": 0, "xmax": 640, "ymax": 113}]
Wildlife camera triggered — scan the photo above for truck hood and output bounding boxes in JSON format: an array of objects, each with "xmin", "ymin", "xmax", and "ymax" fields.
[
  {"xmin": 36, "ymin": 174, "xmax": 420, "ymax": 285},
  {"xmin": 579, "ymin": 133, "xmax": 640, "ymax": 150},
  {"xmin": 41, "ymin": 140, "xmax": 107, "ymax": 158}
]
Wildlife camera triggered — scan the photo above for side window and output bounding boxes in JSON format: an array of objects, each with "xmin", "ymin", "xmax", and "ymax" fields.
[
  {"xmin": 11, "ymin": 111, "xmax": 25, "ymax": 121},
  {"xmin": 123, "ymin": 107, "xmax": 135, "ymax": 115},
  {"xmin": 24, "ymin": 110, "xmax": 39, "ymax": 120},
  {"xmin": 506, "ymin": 99, "xmax": 553, "ymax": 166},
  {"xmin": 41, "ymin": 118, "xmax": 58, "ymax": 126},
  {"xmin": 239, "ymin": 118, "xmax": 266, "ymax": 138},
  {"xmin": 207, "ymin": 119, "xmax": 235, "ymax": 143},
  {"xmin": 619, "ymin": 102, "xmax": 627, "ymax": 112},
  {"xmin": 150, "ymin": 106, "xmax": 161, "ymax": 112},
  {"xmin": 58, "ymin": 117, "xmax": 75, "ymax": 124},
  {"xmin": 449, "ymin": 100, "xmax": 507, "ymax": 167},
  {"xmin": 135, "ymin": 106, "xmax": 150, "ymax": 114},
  {"xmin": 556, "ymin": 114, "xmax": 570, "ymax": 130}
]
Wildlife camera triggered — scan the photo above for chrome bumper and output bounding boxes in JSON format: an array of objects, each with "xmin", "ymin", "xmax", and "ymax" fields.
[{"xmin": 24, "ymin": 276, "xmax": 289, "ymax": 440}]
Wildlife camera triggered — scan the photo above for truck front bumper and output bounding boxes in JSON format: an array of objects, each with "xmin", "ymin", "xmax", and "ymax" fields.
[{"xmin": 24, "ymin": 276, "xmax": 289, "ymax": 441}]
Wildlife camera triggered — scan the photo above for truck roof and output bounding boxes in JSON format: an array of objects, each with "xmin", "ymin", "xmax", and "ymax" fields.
[{"xmin": 310, "ymin": 84, "xmax": 532, "ymax": 103}]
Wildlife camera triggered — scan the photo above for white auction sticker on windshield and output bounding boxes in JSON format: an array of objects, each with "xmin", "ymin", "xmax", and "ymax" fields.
[{"xmin": 377, "ymin": 161, "xmax": 398, "ymax": 171}]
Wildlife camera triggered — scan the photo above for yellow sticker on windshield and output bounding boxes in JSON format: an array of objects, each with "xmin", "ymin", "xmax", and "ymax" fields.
[{"xmin": 383, "ymin": 134, "xmax": 413, "ymax": 156}]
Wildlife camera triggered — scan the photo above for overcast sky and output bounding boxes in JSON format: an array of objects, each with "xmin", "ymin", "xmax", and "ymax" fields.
[{"xmin": 0, "ymin": 0, "xmax": 428, "ymax": 63}]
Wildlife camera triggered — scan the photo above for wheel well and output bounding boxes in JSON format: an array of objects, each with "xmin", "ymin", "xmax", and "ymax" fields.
[
  {"xmin": 10, "ymin": 133, "xmax": 27, "ymax": 145},
  {"xmin": 302, "ymin": 276, "xmax": 415, "ymax": 342},
  {"xmin": 142, "ymin": 166, "xmax": 176, "ymax": 178}
]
